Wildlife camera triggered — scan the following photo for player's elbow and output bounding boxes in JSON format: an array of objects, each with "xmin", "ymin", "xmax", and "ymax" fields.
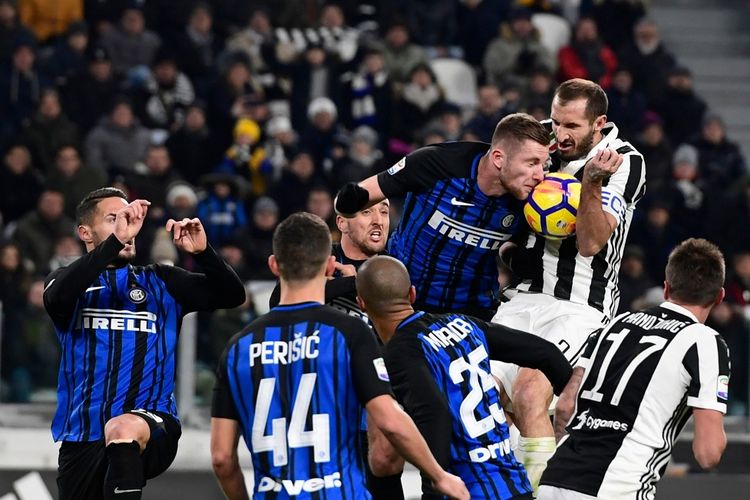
[
  {"xmin": 211, "ymin": 450, "xmax": 239, "ymax": 478},
  {"xmin": 369, "ymin": 449, "xmax": 404, "ymax": 477},
  {"xmin": 577, "ymin": 241, "xmax": 602, "ymax": 258},
  {"xmin": 693, "ymin": 438, "xmax": 726, "ymax": 470}
]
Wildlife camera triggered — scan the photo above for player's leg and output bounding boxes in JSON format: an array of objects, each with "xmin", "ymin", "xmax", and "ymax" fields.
[
  {"xmin": 57, "ymin": 440, "xmax": 108, "ymax": 500},
  {"xmin": 365, "ymin": 415, "xmax": 406, "ymax": 499},
  {"xmin": 139, "ymin": 411, "xmax": 181, "ymax": 480},
  {"xmin": 103, "ymin": 412, "xmax": 151, "ymax": 499}
]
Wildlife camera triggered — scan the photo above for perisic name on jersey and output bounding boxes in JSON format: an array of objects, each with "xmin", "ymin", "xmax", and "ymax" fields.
[{"xmin": 249, "ymin": 330, "xmax": 320, "ymax": 366}]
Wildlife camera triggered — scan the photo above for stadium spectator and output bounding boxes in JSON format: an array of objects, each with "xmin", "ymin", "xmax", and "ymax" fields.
[
  {"xmin": 617, "ymin": 245, "xmax": 655, "ymax": 314},
  {"xmin": 42, "ymin": 20, "xmax": 88, "ymax": 86},
  {"xmin": 300, "ymin": 96, "xmax": 345, "ymax": 173},
  {"xmin": 662, "ymin": 144, "xmax": 709, "ymax": 238},
  {"xmin": 216, "ymin": 117, "xmax": 272, "ymax": 197},
  {"xmin": 196, "ymin": 173, "xmax": 248, "ymax": 248},
  {"xmin": 262, "ymin": 114, "xmax": 297, "ymax": 174},
  {"xmin": 655, "ymin": 65, "xmax": 707, "ymax": 146},
  {"xmin": 165, "ymin": 101, "xmax": 213, "ymax": 185},
  {"xmin": 456, "ymin": 0, "xmax": 510, "ymax": 67},
  {"xmin": 47, "ymin": 233, "xmax": 82, "ymax": 272},
  {"xmin": 343, "ymin": 46, "xmax": 393, "ymax": 142},
  {"xmin": 707, "ymin": 301, "xmax": 749, "ymax": 415},
  {"xmin": 392, "ymin": 62, "xmax": 446, "ymax": 144},
  {"xmin": 466, "ymin": 84, "xmax": 507, "ymax": 142},
  {"xmin": 0, "ymin": 0, "xmax": 34, "ymax": 62},
  {"xmin": 630, "ymin": 201, "xmax": 681, "ymax": 283},
  {"xmin": 223, "ymin": 7, "xmax": 273, "ymax": 74},
  {"xmin": 21, "ymin": 88, "xmax": 79, "ymax": 173},
  {"xmin": 0, "ymin": 143, "xmax": 42, "ymax": 224},
  {"xmin": 521, "ymin": 66, "xmax": 555, "ymax": 120},
  {"xmin": 381, "ymin": 20, "xmax": 427, "ymax": 85},
  {"xmin": 125, "ymin": 144, "xmax": 182, "ymax": 215},
  {"xmin": 405, "ymin": 0, "xmax": 456, "ymax": 50},
  {"xmin": 483, "ymin": 7, "xmax": 555, "ymax": 88},
  {"xmin": 100, "ymin": 5, "xmax": 161, "ymax": 76},
  {"xmin": 691, "ymin": 112, "xmax": 749, "ymax": 196},
  {"xmin": 588, "ymin": 0, "xmax": 647, "ymax": 52},
  {"xmin": 62, "ymin": 45, "xmax": 124, "ymax": 134},
  {"xmin": 271, "ymin": 149, "xmax": 322, "ymax": 217},
  {"xmin": 18, "ymin": 0, "xmax": 83, "ymax": 43},
  {"xmin": 170, "ymin": 2, "xmax": 220, "ymax": 95},
  {"xmin": 13, "ymin": 188, "xmax": 75, "ymax": 273},
  {"xmin": 557, "ymin": 16, "xmax": 617, "ymax": 90},
  {"xmin": 47, "ymin": 145, "xmax": 107, "ymax": 218},
  {"xmin": 633, "ymin": 111, "xmax": 673, "ymax": 194},
  {"xmin": 605, "ymin": 67, "xmax": 647, "ymax": 141},
  {"xmin": 84, "ymin": 97, "xmax": 150, "ymax": 175},
  {"xmin": 239, "ymin": 195, "xmax": 278, "ymax": 281},
  {"xmin": 331, "ymin": 125, "xmax": 384, "ymax": 186},
  {"xmin": 135, "ymin": 49, "xmax": 195, "ymax": 130},
  {"xmin": 617, "ymin": 17, "xmax": 677, "ymax": 105}
]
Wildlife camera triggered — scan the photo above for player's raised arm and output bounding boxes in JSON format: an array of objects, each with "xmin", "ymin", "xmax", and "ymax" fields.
[
  {"xmin": 553, "ymin": 367, "xmax": 585, "ymax": 442},
  {"xmin": 334, "ymin": 176, "xmax": 385, "ymax": 217}
]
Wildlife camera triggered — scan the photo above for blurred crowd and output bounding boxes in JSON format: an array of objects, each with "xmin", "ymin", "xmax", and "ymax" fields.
[{"xmin": 0, "ymin": 0, "xmax": 747, "ymax": 414}]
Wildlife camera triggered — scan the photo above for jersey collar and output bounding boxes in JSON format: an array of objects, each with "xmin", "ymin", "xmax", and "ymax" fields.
[
  {"xmin": 272, "ymin": 301, "xmax": 322, "ymax": 311},
  {"xmin": 660, "ymin": 301, "xmax": 699, "ymax": 323},
  {"xmin": 397, "ymin": 310, "xmax": 425, "ymax": 330}
]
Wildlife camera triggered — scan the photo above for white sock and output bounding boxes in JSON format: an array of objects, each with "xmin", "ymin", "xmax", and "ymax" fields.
[{"xmin": 518, "ymin": 436, "xmax": 557, "ymax": 496}]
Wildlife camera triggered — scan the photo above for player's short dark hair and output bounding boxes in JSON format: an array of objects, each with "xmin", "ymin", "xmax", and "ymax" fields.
[
  {"xmin": 665, "ymin": 238, "xmax": 725, "ymax": 307},
  {"xmin": 76, "ymin": 187, "xmax": 128, "ymax": 225},
  {"xmin": 554, "ymin": 78, "xmax": 608, "ymax": 121},
  {"xmin": 273, "ymin": 212, "xmax": 331, "ymax": 281},
  {"xmin": 491, "ymin": 112, "xmax": 549, "ymax": 151}
]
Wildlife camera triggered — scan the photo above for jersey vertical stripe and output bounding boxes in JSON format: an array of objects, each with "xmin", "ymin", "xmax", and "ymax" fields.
[{"xmin": 51, "ymin": 265, "xmax": 181, "ymax": 442}]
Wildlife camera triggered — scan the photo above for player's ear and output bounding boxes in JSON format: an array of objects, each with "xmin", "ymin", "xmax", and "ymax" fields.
[
  {"xmin": 715, "ymin": 287, "xmax": 726, "ymax": 306},
  {"xmin": 492, "ymin": 147, "xmax": 505, "ymax": 170},
  {"xmin": 594, "ymin": 114, "xmax": 607, "ymax": 132},
  {"xmin": 663, "ymin": 281, "xmax": 670, "ymax": 301},
  {"xmin": 335, "ymin": 214, "xmax": 347, "ymax": 233},
  {"xmin": 408, "ymin": 285, "xmax": 416, "ymax": 304},
  {"xmin": 77, "ymin": 224, "xmax": 93, "ymax": 245},
  {"xmin": 268, "ymin": 255, "xmax": 280, "ymax": 277},
  {"xmin": 324, "ymin": 255, "xmax": 336, "ymax": 276},
  {"xmin": 356, "ymin": 295, "xmax": 366, "ymax": 312}
]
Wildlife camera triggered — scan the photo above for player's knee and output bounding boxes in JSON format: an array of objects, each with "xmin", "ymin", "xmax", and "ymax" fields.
[
  {"xmin": 512, "ymin": 371, "xmax": 553, "ymax": 414},
  {"xmin": 104, "ymin": 414, "xmax": 150, "ymax": 449}
]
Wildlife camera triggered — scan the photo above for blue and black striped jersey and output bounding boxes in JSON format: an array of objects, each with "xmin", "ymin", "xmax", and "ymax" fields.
[
  {"xmin": 44, "ymin": 234, "xmax": 245, "ymax": 442},
  {"xmin": 385, "ymin": 311, "xmax": 572, "ymax": 499},
  {"xmin": 377, "ymin": 142, "xmax": 524, "ymax": 317},
  {"xmin": 212, "ymin": 302, "xmax": 392, "ymax": 499}
]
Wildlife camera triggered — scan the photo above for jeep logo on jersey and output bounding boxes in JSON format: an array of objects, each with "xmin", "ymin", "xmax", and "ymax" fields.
[
  {"xmin": 128, "ymin": 287, "xmax": 147, "ymax": 304},
  {"xmin": 78, "ymin": 308, "xmax": 157, "ymax": 333},
  {"xmin": 257, "ymin": 472, "xmax": 342, "ymax": 495},
  {"xmin": 427, "ymin": 210, "xmax": 512, "ymax": 249}
]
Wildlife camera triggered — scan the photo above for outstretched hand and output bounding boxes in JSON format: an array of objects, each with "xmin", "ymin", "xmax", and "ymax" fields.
[
  {"xmin": 432, "ymin": 471, "xmax": 470, "ymax": 500},
  {"xmin": 114, "ymin": 199, "xmax": 151, "ymax": 244},
  {"xmin": 166, "ymin": 218, "xmax": 207, "ymax": 254}
]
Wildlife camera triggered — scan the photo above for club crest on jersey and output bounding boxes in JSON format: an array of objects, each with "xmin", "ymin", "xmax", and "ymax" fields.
[
  {"xmin": 128, "ymin": 287, "xmax": 147, "ymax": 304},
  {"xmin": 502, "ymin": 214, "xmax": 515, "ymax": 228},
  {"xmin": 387, "ymin": 157, "xmax": 406, "ymax": 176}
]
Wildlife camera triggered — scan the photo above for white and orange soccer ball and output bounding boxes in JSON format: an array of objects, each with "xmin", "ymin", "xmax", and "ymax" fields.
[{"xmin": 524, "ymin": 172, "xmax": 581, "ymax": 239}]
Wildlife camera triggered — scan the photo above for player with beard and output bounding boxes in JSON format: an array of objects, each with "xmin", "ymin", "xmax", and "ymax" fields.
[
  {"xmin": 491, "ymin": 79, "xmax": 646, "ymax": 493},
  {"xmin": 43, "ymin": 187, "xmax": 245, "ymax": 500}
]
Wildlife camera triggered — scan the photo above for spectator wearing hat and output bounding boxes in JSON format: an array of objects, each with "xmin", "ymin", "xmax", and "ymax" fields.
[
  {"xmin": 84, "ymin": 96, "xmax": 150, "ymax": 174},
  {"xmin": 654, "ymin": 65, "xmax": 707, "ymax": 146},
  {"xmin": 134, "ymin": 48, "xmax": 195, "ymax": 130},
  {"xmin": 165, "ymin": 181, "xmax": 198, "ymax": 221},
  {"xmin": 482, "ymin": 7, "xmax": 555, "ymax": 88},
  {"xmin": 0, "ymin": 0, "xmax": 34, "ymax": 62},
  {"xmin": 21, "ymin": 88, "xmax": 79, "ymax": 173},
  {"xmin": 392, "ymin": 62, "xmax": 445, "ymax": 144},
  {"xmin": 43, "ymin": 20, "xmax": 88, "ymax": 86},
  {"xmin": 558, "ymin": 16, "xmax": 618, "ymax": 89},
  {"xmin": 691, "ymin": 112, "xmax": 748, "ymax": 197},
  {"xmin": 61, "ymin": 44, "xmax": 124, "ymax": 134},
  {"xmin": 216, "ymin": 117, "xmax": 272, "ymax": 197},
  {"xmin": 661, "ymin": 143, "xmax": 710, "ymax": 239},
  {"xmin": 240, "ymin": 195, "xmax": 279, "ymax": 280},
  {"xmin": 381, "ymin": 20, "xmax": 427, "ymax": 85},
  {"xmin": 633, "ymin": 111, "xmax": 673, "ymax": 194},
  {"xmin": 605, "ymin": 66, "xmax": 648, "ymax": 141},
  {"xmin": 0, "ymin": 35, "xmax": 52, "ymax": 144},
  {"xmin": 46, "ymin": 144, "xmax": 106, "ymax": 219},
  {"xmin": 0, "ymin": 143, "xmax": 42, "ymax": 224},
  {"xmin": 18, "ymin": 0, "xmax": 82, "ymax": 43},
  {"xmin": 616, "ymin": 245, "xmax": 655, "ymax": 314},
  {"xmin": 300, "ymin": 96, "xmax": 344, "ymax": 174},
  {"xmin": 166, "ymin": 101, "xmax": 214, "ymax": 184},
  {"xmin": 331, "ymin": 125, "xmax": 385, "ymax": 186},
  {"xmin": 617, "ymin": 17, "xmax": 677, "ymax": 105},
  {"xmin": 100, "ymin": 5, "xmax": 161, "ymax": 76},
  {"xmin": 263, "ymin": 114, "xmax": 297, "ymax": 174},
  {"xmin": 342, "ymin": 46, "xmax": 393, "ymax": 144},
  {"xmin": 196, "ymin": 172, "xmax": 248, "ymax": 248}
]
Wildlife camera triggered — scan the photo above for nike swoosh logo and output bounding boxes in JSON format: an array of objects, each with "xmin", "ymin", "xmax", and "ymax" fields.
[
  {"xmin": 450, "ymin": 197, "xmax": 474, "ymax": 207},
  {"xmin": 43, "ymin": 278, "xmax": 56, "ymax": 292},
  {"xmin": 114, "ymin": 487, "xmax": 142, "ymax": 494},
  {"xmin": 85, "ymin": 286, "xmax": 106, "ymax": 293}
]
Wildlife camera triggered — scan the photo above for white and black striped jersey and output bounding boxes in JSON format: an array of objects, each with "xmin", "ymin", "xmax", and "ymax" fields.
[
  {"xmin": 514, "ymin": 123, "xmax": 646, "ymax": 319},
  {"xmin": 541, "ymin": 301, "xmax": 730, "ymax": 500}
]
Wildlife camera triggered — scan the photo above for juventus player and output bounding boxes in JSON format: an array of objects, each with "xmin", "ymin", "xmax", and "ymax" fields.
[
  {"xmin": 539, "ymin": 238, "xmax": 729, "ymax": 499},
  {"xmin": 210, "ymin": 213, "xmax": 469, "ymax": 500},
  {"xmin": 356, "ymin": 256, "xmax": 572, "ymax": 499},
  {"xmin": 491, "ymin": 79, "xmax": 647, "ymax": 491},
  {"xmin": 44, "ymin": 188, "xmax": 246, "ymax": 500},
  {"xmin": 335, "ymin": 113, "xmax": 549, "ymax": 320}
]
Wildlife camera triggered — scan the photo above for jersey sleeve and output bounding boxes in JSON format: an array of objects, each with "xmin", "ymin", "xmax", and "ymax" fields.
[
  {"xmin": 347, "ymin": 322, "xmax": 393, "ymax": 405},
  {"xmin": 576, "ymin": 328, "xmax": 603, "ymax": 370},
  {"xmin": 683, "ymin": 327, "xmax": 730, "ymax": 413},
  {"xmin": 376, "ymin": 145, "xmax": 453, "ymax": 198},
  {"xmin": 385, "ymin": 333, "xmax": 453, "ymax": 471},
  {"xmin": 600, "ymin": 150, "xmax": 645, "ymax": 223},
  {"xmin": 477, "ymin": 318, "xmax": 572, "ymax": 395},
  {"xmin": 211, "ymin": 344, "xmax": 240, "ymax": 420}
]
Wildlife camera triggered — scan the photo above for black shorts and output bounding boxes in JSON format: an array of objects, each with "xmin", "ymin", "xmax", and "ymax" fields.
[{"xmin": 57, "ymin": 410, "xmax": 181, "ymax": 500}]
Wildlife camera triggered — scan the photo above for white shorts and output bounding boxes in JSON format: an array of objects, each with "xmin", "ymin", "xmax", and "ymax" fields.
[
  {"xmin": 537, "ymin": 485, "xmax": 598, "ymax": 500},
  {"xmin": 490, "ymin": 292, "xmax": 607, "ymax": 408}
]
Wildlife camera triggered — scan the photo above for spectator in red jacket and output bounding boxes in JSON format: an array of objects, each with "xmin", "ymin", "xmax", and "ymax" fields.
[{"xmin": 557, "ymin": 16, "xmax": 617, "ymax": 89}]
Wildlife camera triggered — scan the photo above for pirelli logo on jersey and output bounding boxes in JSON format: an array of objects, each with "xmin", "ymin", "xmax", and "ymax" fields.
[
  {"xmin": 427, "ymin": 210, "xmax": 512, "ymax": 250},
  {"xmin": 78, "ymin": 308, "xmax": 157, "ymax": 333}
]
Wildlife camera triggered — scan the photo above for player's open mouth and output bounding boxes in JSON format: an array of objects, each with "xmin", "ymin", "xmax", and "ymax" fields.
[
  {"xmin": 559, "ymin": 141, "xmax": 574, "ymax": 152},
  {"xmin": 369, "ymin": 230, "xmax": 382, "ymax": 242}
]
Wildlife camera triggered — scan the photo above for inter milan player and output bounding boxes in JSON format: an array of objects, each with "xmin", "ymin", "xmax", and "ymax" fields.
[
  {"xmin": 491, "ymin": 79, "xmax": 646, "ymax": 491},
  {"xmin": 335, "ymin": 113, "xmax": 549, "ymax": 320},
  {"xmin": 44, "ymin": 187, "xmax": 246, "ymax": 499},
  {"xmin": 210, "ymin": 213, "xmax": 469, "ymax": 500},
  {"xmin": 539, "ymin": 238, "xmax": 729, "ymax": 500},
  {"xmin": 355, "ymin": 255, "xmax": 572, "ymax": 499}
]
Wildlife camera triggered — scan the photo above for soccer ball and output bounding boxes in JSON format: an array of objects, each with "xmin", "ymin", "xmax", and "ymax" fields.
[{"xmin": 524, "ymin": 173, "xmax": 581, "ymax": 239}]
